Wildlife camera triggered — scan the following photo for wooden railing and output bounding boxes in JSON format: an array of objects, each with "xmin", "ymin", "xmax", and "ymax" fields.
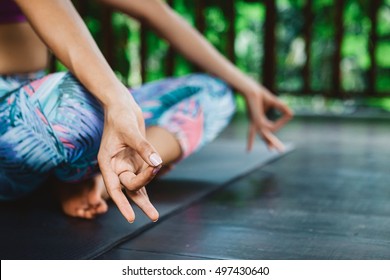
[{"xmin": 66, "ymin": 0, "xmax": 388, "ymax": 98}]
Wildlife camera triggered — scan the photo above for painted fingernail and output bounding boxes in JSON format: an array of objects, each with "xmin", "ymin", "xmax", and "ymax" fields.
[
  {"xmin": 153, "ymin": 166, "xmax": 161, "ymax": 175},
  {"xmin": 149, "ymin": 153, "xmax": 162, "ymax": 166}
]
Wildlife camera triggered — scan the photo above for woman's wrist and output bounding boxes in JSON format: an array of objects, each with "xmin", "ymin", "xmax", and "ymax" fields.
[
  {"xmin": 234, "ymin": 76, "xmax": 265, "ymax": 99},
  {"xmin": 92, "ymin": 81, "xmax": 133, "ymax": 110}
]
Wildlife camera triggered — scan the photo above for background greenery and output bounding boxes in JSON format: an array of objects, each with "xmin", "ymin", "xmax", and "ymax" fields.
[{"xmin": 66, "ymin": 0, "xmax": 390, "ymax": 114}]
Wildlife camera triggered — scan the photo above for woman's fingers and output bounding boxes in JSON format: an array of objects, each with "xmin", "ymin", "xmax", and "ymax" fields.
[
  {"xmin": 109, "ymin": 186, "xmax": 136, "ymax": 223},
  {"xmin": 267, "ymin": 98, "xmax": 294, "ymax": 132},
  {"xmin": 98, "ymin": 139, "xmax": 162, "ymax": 223},
  {"xmin": 100, "ymin": 167, "xmax": 135, "ymax": 223},
  {"xmin": 97, "ymin": 104, "xmax": 162, "ymax": 223},
  {"xmin": 98, "ymin": 153, "xmax": 136, "ymax": 222},
  {"xmin": 246, "ymin": 92, "xmax": 293, "ymax": 151},
  {"xmin": 248, "ymin": 117, "xmax": 285, "ymax": 152},
  {"xmin": 119, "ymin": 165, "xmax": 160, "ymax": 192},
  {"xmin": 247, "ymin": 123, "xmax": 256, "ymax": 152},
  {"xmin": 260, "ymin": 128, "xmax": 285, "ymax": 152},
  {"xmin": 250, "ymin": 115, "xmax": 285, "ymax": 152},
  {"xmin": 125, "ymin": 187, "xmax": 159, "ymax": 222},
  {"xmin": 117, "ymin": 164, "xmax": 161, "ymax": 222}
]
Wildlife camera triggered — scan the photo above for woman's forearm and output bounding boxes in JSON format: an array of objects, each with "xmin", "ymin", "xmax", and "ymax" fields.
[
  {"xmin": 15, "ymin": 0, "xmax": 130, "ymax": 108},
  {"xmin": 101, "ymin": 0, "xmax": 262, "ymax": 96}
]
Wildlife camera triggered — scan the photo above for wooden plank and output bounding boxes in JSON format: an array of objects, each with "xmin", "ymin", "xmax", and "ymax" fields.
[
  {"xmin": 368, "ymin": 0, "xmax": 380, "ymax": 96},
  {"xmin": 140, "ymin": 26, "xmax": 148, "ymax": 83},
  {"xmin": 110, "ymin": 119, "xmax": 390, "ymax": 260},
  {"xmin": 101, "ymin": 6, "xmax": 115, "ymax": 68},
  {"xmin": 165, "ymin": 0, "xmax": 175, "ymax": 77},
  {"xmin": 194, "ymin": 0, "xmax": 206, "ymax": 72},
  {"xmin": 226, "ymin": 0, "xmax": 236, "ymax": 63},
  {"xmin": 333, "ymin": 0, "xmax": 345, "ymax": 97},
  {"xmin": 48, "ymin": 54, "xmax": 57, "ymax": 73},
  {"xmin": 97, "ymin": 248, "xmax": 212, "ymax": 260},
  {"xmin": 262, "ymin": 0, "xmax": 277, "ymax": 93},
  {"xmin": 195, "ymin": 0, "xmax": 206, "ymax": 34},
  {"xmin": 302, "ymin": 0, "xmax": 313, "ymax": 94}
]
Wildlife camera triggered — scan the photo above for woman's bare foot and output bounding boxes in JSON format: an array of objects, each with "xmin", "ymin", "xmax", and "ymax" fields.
[{"xmin": 58, "ymin": 174, "xmax": 109, "ymax": 219}]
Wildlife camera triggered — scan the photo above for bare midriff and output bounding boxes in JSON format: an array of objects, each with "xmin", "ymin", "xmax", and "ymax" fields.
[{"xmin": 0, "ymin": 22, "xmax": 48, "ymax": 75}]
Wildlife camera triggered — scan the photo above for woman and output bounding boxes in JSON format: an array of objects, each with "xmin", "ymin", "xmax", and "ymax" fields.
[{"xmin": 0, "ymin": 0, "xmax": 292, "ymax": 221}]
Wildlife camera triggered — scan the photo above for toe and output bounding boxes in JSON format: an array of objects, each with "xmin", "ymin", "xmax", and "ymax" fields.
[
  {"xmin": 76, "ymin": 207, "xmax": 95, "ymax": 219},
  {"xmin": 95, "ymin": 200, "xmax": 108, "ymax": 214},
  {"xmin": 77, "ymin": 208, "xmax": 86, "ymax": 218},
  {"xmin": 84, "ymin": 209, "xmax": 95, "ymax": 219},
  {"xmin": 88, "ymin": 189, "xmax": 102, "ymax": 207}
]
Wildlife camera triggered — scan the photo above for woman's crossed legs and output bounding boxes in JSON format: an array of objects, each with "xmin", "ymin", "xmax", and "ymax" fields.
[{"xmin": 0, "ymin": 72, "xmax": 235, "ymax": 218}]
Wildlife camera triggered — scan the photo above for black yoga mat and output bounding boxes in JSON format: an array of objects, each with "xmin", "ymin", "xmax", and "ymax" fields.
[{"xmin": 0, "ymin": 139, "xmax": 293, "ymax": 260}]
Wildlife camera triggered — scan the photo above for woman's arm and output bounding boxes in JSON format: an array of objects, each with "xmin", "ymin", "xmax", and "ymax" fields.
[
  {"xmin": 100, "ymin": 0, "xmax": 293, "ymax": 151},
  {"xmin": 15, "ymin": 0, "xmax": 123, "ymax": 107},
  {"xmin": 15, "ymin": 0, "xmax": 162, "ymax": 222}
]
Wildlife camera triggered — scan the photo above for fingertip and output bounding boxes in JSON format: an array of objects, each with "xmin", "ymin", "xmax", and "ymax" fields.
[
  {"xmin": 124, "ymin": 209, "xmax": 136, "ymax": 223},
  {"xmin": 286, "ymin": 107, "xmax": 294, "ymax": 118},
  {"xmin": 151, "ymin": 210, "xmax": 159, "ymax": 223},
  {"xmin": 275, "ymin": 143, "xmax": 285, "ymax": 153},
  {"xmin": 152, "ymin": 166, "xmax": 162, "ymax": 175},
  {"xmin": 144, "ymin": 165, "xmax": 159, "ymax": 180},
  {"xmin": 149, "ymin": 152, "xmax": 163, "ymax": 167},
  {"xmin": 124, "ymin": 208, "xmax": 136, "ymax": 223},
  {"xmin": 112, "ymin": 191, "xmax": 136, "ymax": 223},
  {"xmin": 143, "ymin": 201, "xmax": 159, "ymax": 222},
  {"xmin": 85, "ymin": 211, "xmax": 94, "ymax": 219},
  {"xmin": 77, "ymin": 208, "xmax": 84, "ymax": 217}
]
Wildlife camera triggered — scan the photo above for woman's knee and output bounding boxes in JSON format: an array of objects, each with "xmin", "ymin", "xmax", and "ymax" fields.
[
  {"xmin": 185, "ymin": 73, "xmax": 236, "ymax": 115},
  {"xmin": 0, "ymin": 128, "xmax": 52, "ymax": 200},
  {"xmin": 51, "ymin": 75, "xmax": 104, "ymax": 182},
  {"xmin": 186, "ymin": 73, "xmax": 236, "ymax": 124},
  {"xmin": 161, "ymin": 74, "xmax": 236, "ymax": 157}
]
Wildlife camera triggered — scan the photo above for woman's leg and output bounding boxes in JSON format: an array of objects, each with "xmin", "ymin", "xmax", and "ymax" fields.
[
  {"xmin": 0, "ymin": 72, "xmax": 61, "ymax": 200},
  {"xmin": 132, "ymin": 73, "xmax": 236, "ymax": 160},
  {"xmin": 0, "ymin": 72, "xmax": 235, "ymax": 218},
  {"xmin": 0, "ymin": 72, "xmax": 107, "ymax": 218},
  {"xmin": 58, "ymin": 73, "xmax": 235, "ymax": 219},
  {"xmin": 58, "ymin": 73, "xmax": 236, "ymax": 218}
]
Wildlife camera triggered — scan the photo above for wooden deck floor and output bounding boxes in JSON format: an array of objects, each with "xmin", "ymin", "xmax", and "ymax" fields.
[{"xmin": 98, "ymin": 116, "xmax": 390, "ymax": 260}]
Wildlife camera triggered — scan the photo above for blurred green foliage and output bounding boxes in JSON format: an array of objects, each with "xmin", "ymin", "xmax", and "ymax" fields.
[{"xmin": 67, "ymin": 0, "xmax": 389, "ymax": 113}]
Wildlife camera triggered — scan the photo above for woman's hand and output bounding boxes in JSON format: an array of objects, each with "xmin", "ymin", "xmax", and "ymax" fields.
[
  {"xmin": 244, "ymin": 86, "xmax": 293, "ymax": 152},
  {"xmin": 97, "ymin": 95, "xmax": 163, "ymax": 223}
]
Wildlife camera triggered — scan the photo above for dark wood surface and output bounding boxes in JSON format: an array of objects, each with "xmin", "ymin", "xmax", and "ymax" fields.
[
  {"xmin": 0, "ymin": 121, "xmax": 287, "ymax": 259},
  {"xmin": 98, "ymin": 117, "xmax": 390, "ymax": 260}
]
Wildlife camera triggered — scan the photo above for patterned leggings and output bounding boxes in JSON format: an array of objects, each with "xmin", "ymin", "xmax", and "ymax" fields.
[{"xmin": 0, "ymin": 72, "xmax": 235, "ymax": 200}]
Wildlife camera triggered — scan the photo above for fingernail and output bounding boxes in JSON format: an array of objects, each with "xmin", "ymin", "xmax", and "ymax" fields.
[
  {"xmin": 149, "ymin": 153, "xmax": 162, "ymax": 166},
  {"xmin": 153, "ymin": 166, "xmax": 161, "ymax": 175}
]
